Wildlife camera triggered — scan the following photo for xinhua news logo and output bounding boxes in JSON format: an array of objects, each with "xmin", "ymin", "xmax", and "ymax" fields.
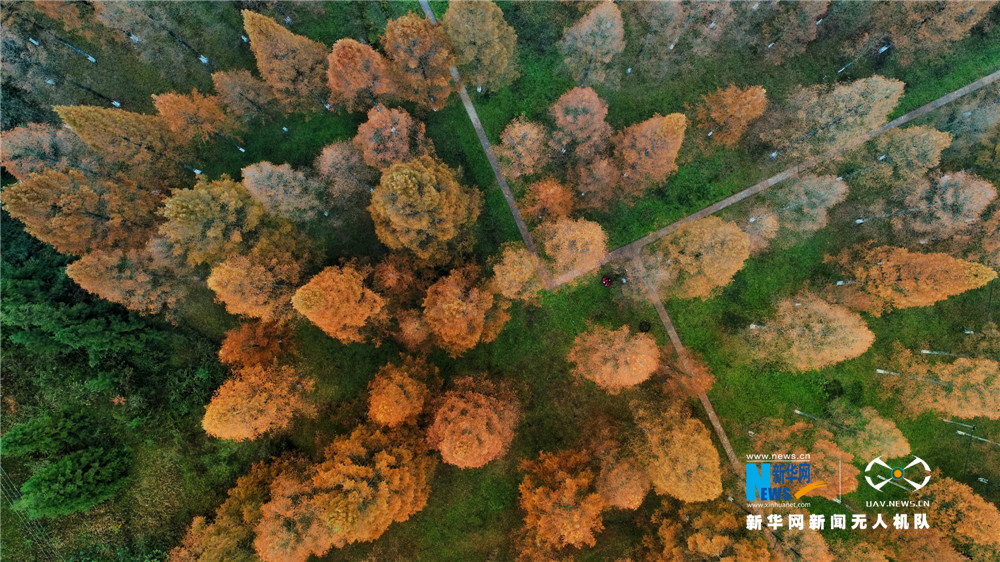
[
  {"xmin": 746, "ymin": 459, "xmax": 828, "ymax": 501},
  {"xmin": 864, "ymin": 456, "xmax": 931, "ymax": 492}
]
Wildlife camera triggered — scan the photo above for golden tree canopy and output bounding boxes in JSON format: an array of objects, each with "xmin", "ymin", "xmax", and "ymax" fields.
[
  {"xmin": 382, "ymin": 13, "xmax": 455, "ymax": 110},
  {"xmin": 353, "ymin": 107, "xmax": 429, "ymax": 170},
  {"xmin": 242, "ymin": 10, "xmax": 329, "ymax": 111},
  {"xmin": 698, "ymin": 84, "xmax": 768, "ymax": 146},
  {"xmin": 367, "ymin": 356, "xmax": 434, "ymax": 428},
  {"xmin": 292, "ymin": 265, "xmax": 385, "ymax": 344},
  {"xmin": 558, "ymin": 1, "xmax": 625, "ymax": 86},
  {"xmin": 567, "ymin": 325, "xmax": 660, "ymax": 394},
  {"xmin": 644, "ymin": 216, "xmax": 750, "ymax": 299},
  {"xmin": 538, "ymin": 216, "xmax": 608, "ymax": 276},
  {"xmin": 426, "ymin": 377, "xmax": 519, "ymax": 468},
  {"xmin": 750, "ymin": 294, "xmax": 875, "ymax": 372},
  {"xmin": 618, "ymin": 113, "xmax": 687, "ymax": 188},
  {"xmin": 422, "ymin": 267, "xmax": 498, "ymax": 356},
  {"xmin": 491, "ymin": 242, "xmax": 544, "ymax": 302},
  {"xmin": 327, "ymin": 38, "xmax": 393, "ymax": 111},
  {"xmin": 519, "ymin": 449, "xmax": 604, "ymax": 549},
  {"xmin": 496, "ymin": 117, "xmax": 549, "ymax": 179},
  {"xmin": 202, "ymin": 364, "xmax": 315, "ymax": 442},
  {"xmin": 369, "ymin": 156, "xmax": 481, "ymax": 263},
  {"xmin": 442, "ymin": 1, "xmax": 519, "ymax": 92}
]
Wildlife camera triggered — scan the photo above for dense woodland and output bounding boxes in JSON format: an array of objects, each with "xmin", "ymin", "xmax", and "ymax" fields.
[{"xmin": 1, "ymin": 1, "xmax": 999, "ymax": 560}]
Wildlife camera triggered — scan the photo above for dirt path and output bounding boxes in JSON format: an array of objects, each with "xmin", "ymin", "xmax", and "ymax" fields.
[
  {"xmin": 549, "ymin": 67, "xmax": 1000, "ymax": 288},
  {"xmin": 417, "ymin": 0, "xmax": 540, "ymax": 256}
]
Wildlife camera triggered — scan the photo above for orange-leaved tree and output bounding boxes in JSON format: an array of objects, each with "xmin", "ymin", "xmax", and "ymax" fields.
[
  {"xmin": 631, "ymin": 399, "xmax": 722, "ymax": 502},
  {"xmin": 369, "ymin": 156, "xmax": 481, "ymax": 263},
  {"xmin": 170, "ymin": 455, "xmax": 304, "ymax": 562},
  {"xmin": 292, "ymin": 264, "xmax": 385, "ymax": 344},
  {"xmin": 496, "ymin": 117, "xmax": 549, "ymax": 180},
  {"xmin": 253, "ymin": 426, "xmax": 435, "ymax": 558},
  {"xmin": 242, "ymin": 10, "xmax": 329, "ymax": 111},
  {"xmin": 491, "ymin": 242, "xmax": 545, "ymax": 303},
  {"xmin": 442, "ymin": 0, "xmax": 519, "ymax": 93},
  {"xmin": 914, "ymin": 476, "xmax": 1000, "ymax": 547},
  {"xmin": 353, "ymin": 106, "xmax": 430, "ymax": 170},
  {"xmin": 827, "ymin": 400, "xmax": 910, "ymax": 461},
  {"xmin": 66, "ymin": 247, "xmax": 185, "ymax": 315},
  {"xmin": 54, "ymin": 104, "xmax": 186, "ymax": 187},
  {"xmin": 158, "ymin": 175, "xmax": 265, "ymax": 266},
  {"xmin": 617, "ymin": 112, "xmax": 687, "ymax": 194},
  {"xmin": 211, "ymin": 69, "xmax": 279, "ymax": 124},
  {"xmin": 422, "ymin": 267, "xmax": 502, "ymax": 356},
  {"xmin": 426, "ymin": 377, "xmax": 519, "ymax": 468},
  {"xmin": 2, "ymin": 169, "xmax": 161, "ymax": 255},
  {"xmin": 827, "ymin": 245, "xmax": 996, "ymax": 316},
  {"xmin": 367, "ymin": 356, "xmax": 435, "ymax": 428},
  {"xmin": 0, "ymin": 122, "xmax": 100, "ymax": 181},
  {"xmin": 549, "ymin": 86, "xmax": 612, "ymax": 160},
  {"xmin": 153, "ymin": 88, "xmax": 237, "ymax": 145},
  {"xmin": 519, "ymin": 449, "xmax": 604, "ymax": 549},
  {"xmin": 886, "ymin": 348, "xmax": 1000, "ymax": 420},
  {"xmin": 640, "ymin": 216, "xmax": 750, "ymax": 300},
  {"xmin": 327, "ymin": 38, "xmax": 393, "ymax": 111},
  {"xmin": 218, "ymin": 321, "xmax": 295, "ymax": 368},
  {"xmin": 697, "ymin": 84, "xmax": 767, "ymax": 146},
  {"xmin": 207, "ymin": 227, "xmax": 312, "ymax": 323},
  {"xmin": 595, "ymin": 456, "xmax": 650, "ymax": 510},
  {"xmin": 538, "ymin": 216, "xmax": 608, "ymax": 276},
  {"xmin": 202, "ymin": 363, "xmax": 315, "ymax": 442},
  {"xmin": 241, "ymin": 161, "xmax": 321, "ymax": 222},
  {"xmin": 382, "ymin": 13, "xmax": 455, "ymax": 110},
  {"xmin": 902, "ymin": 171, "xmax": 996, "ymax": 238},
  {"xmin": 567, "ymin": 325, "xmax": 660, "ymax": 394},
  {"xmin": 572, "ymin": 155, "xmax": 621, "ymax": 210},
  {"xmin": 521, "ymin": 177, "xmax": 574, "ymax": 221},
  {"xmin": 558, "ymin": 1, "xmax": 625, "ymax": 86},
  {"xmin": 749, "ymin": 293, "xmax": 874, "ymax": 372}
]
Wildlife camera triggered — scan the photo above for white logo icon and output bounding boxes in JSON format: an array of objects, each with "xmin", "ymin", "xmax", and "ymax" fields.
[{"xmin": 865, "ymin": 456, "xmax": 931, "ymax": 492}]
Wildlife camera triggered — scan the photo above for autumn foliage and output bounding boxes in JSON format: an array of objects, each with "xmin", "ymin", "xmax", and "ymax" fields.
[
  {"xmin": 519, "ymin": 450, "xmax": 604, "ymax": 549},
  {"xmin": 202, "ymin": 364, "xmax": 315, "ymax": 442},
  {"xmin": 902, "ymin": 171, "xmax": 997, "ymax": 238},
  {"xmin": 0, "ymin": 122, "xmax": 99, "ymax": 181},
  {"xmin": 698, "ymin": 84, "xmax": 767, "ymax": 146},
  {"xmin": 642, "ymin": 216, "xmax": 750, "ymax": 300},
  {"xmin": 158, "ymin": 175, "xmax": 265, "ymax": 267},
  {"xmin": 367, "ymin": 356, "xmax": 434, "ymax": 428},
  {"xmin": 66, "ymin": 247, "xmax": 184, "ymax": 315},
  {"xmin": 382, "ymin": 13, "xmax": 455, "ymax": 110},
  {"xmin": 242, "ymin": 10, "xmax": 329, "ymax": 111},
  {"xmin": 291, "ymin": 265, "xmax": 385, "ymax": 344},
  {"xmin": 595, "ymin": 457, "xmax": 650, "ymax": 510},
  {"xmin": 212, "ymin": 70, "xmax": 279, "ymax": 123},
  {"xmin": 522, "ymin": 177, "xmax": 574, "ymax": 221},
  {"xmin": 422, "ymin": 267, "xmax": 500, "ymax": 356},
  {"xmin": 749, "ymin": 294, "xmax": 875, "ymax": 372},
  {"xmin": 353, "ymin": 107, "xmax": 429, "ymax": 170},
  {"xmin": 617, "ymin": 113, "xmax": 687, "ymax": 189},
  {"xmin": 241, "ymin": 161, "xmax": 321, "ymax": 222},
  {"xmin": 632, "ymin": 400, "xmax": 723, "ymax": 502},
  {"xmin": 2, "ymin": 169, "xmax": 161, "ymax": 255},
  {"xmin": 496, "ymin": 118, "xmax": 549, "ymax": 180},
  {"xmin": 426, "ymin": 377, "xmax": 519, "ymax": 468},
  {"xmin": 567, "ymin": 325, "xmax": 660, "ymax": 394},
  {"xmin": 442, "ymin": 1, "xmax": 519, "ymax": 92},
  {"xmin": 153, "ymin": 88, "xmax": 235, "ymax": 144},
  {"xmin": 914, "ymin": 476, "xmax": 1000, "ymax": 546},
  {"xmin": 218, "ymin": 321, "xmax": 294, "ymax": 368},
  {"xmin": 558, "ymin": 1, "xmax": 625, "ymax": 86},
  {"xmin": 327, "ymin": 38, "xmax": 393, "ymax": 111},
  {"xmin": 886, "ymin": 348, "xmax": 1000, "ymax": 420},
  {"xmin": 538, "ymin": 217, "xmax": 608, "ymax": 276},
  {"xmin": 828, "ymin": 245, "xmax": 997, "ymax": 316},
  {"xmin": 752, "ymin": 419, "xmax": 859, "ymax": 500},
  {"xmin": 491, "ymin": 243, "xmax": 545, "ymax": 302},
  {"xmin": 369, "ymin": 156, "xmax": 481, "ymax": 263},
  {"xmin": 207, "ymin": 229, "xmax": 311, "ymax": 323},
  {"xmin": 253, "ymin": 426, "xmax": 435, "ymax": 559},
  {"xmin": 549, "ymin": 87, "xmax": 612, "ymax": 159}
]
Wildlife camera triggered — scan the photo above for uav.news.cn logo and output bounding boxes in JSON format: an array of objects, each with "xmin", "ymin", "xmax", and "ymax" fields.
[{"xmin": 864, "ymin": 456, "xmax": 931, "ymax": 492}]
